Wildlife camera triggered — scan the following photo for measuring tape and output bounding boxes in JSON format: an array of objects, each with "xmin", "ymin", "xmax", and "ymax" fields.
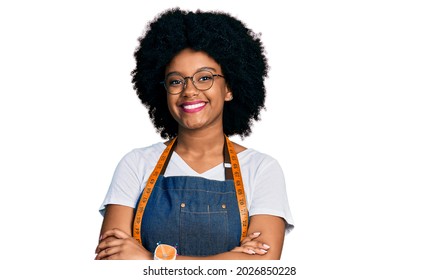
[
  {"xmin": 225, "ymin": 136, "xmax": 249, "ymax": 241},
  {"xmin": 132, "ymin": 136, "xmax": 248, "ymax": 244},
  {"xmin": 132, "ymin": 137, "xmax": 177, "ymax": 243}
]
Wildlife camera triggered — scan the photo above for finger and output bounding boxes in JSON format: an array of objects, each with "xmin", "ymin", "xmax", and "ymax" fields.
[
  {"xmin": 95, "ymin": 247, "xmax": 108, "ymax": 260},
  {"xmin": 241, "ymin": 247, "xmax": 264, "ymax": 255},
  {"xmin": 96, "ymin": 245, "xmax": 121, "ymax": 260},
  {"xmin": 240, "ymin": 240, "xmax": 260, "ymax": 248},
  {"xmin": 238, "ymin": 245, "xmax": 268, "ymax": 255},
  {"xmin": 95, "ymin": 236, "xmax": 118, "ymax": 254},
  {"xmin": 241, "ymin": 240, "xmax": 271, "ymax": 251},
  {"xmin": 101, "ymin": 228, "xmax": 131, "ymax": 241},
  {"xmin": 243, "ymin": 232, "xmax": 261, "ymax": 241},
  {"xmin": 231, "ymin": 246, "xmax": 256, "ymax": 255},
  {"xmin": 96, "ymin": 237, "xmax": 125, "ymax": 255},
  {"xmin": 251, "ymin": 247, "xmax": 269, "ymax": 255},
  {"xmin": 240, "ymin": 232, "xmax": 262, "ymax": 245},
  {"xmin": 240, "ymin": 242, "xmax": 270, "ymax": 255},
  {"xmin": 249, "ymin": 232, "xmax": 261, "ymax": 238},
  {"xmin": 231, "ymin": 246, "xmax": 267, "ymax": 255}
]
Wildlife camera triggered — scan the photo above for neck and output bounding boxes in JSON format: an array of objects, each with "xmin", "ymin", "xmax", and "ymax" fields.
[{"xmin": 176, "ymin": 128, "xmax": 225, "ymax": 154}]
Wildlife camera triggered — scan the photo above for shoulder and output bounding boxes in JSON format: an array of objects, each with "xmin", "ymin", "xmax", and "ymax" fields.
[
  {"xmin": 232, "ymin": 141, "xmax": 247, "ymax": 154},
  {"xmin": 128, "ymin": 142, "xmax": 166, "ymax": 156},
  {"xmin": 236, "ymin": 146, "xmax": 282, "ymax": 174},
  {"xmin": 118, "ymin": 142, "xmax": 167, "ymax": 167}
]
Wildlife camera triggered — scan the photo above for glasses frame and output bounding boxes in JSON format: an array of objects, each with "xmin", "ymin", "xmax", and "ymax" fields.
[{"xmin": 161, "ymin": 70, "xmax": 225, "ymax": 95}]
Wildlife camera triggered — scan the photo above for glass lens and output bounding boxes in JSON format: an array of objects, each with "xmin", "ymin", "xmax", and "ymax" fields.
[
  {"xmin": 193, "ymin": 71, "xmax": 214, "ymax": 90},
  {"xmin": 165, "ymin": 74, "xmax": 184, "ymax": 94}
]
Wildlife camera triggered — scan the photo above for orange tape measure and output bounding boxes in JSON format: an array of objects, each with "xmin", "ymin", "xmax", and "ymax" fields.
[
  {"xmin": 132, "ymin": 137, "xmax": 177, "ymax": 243},
  {"xmin": 132, "ymin": 136, "xmax": 248, "ymax": 244},
  {"xmin": 225, "ymin": 136, "xmax": 249, "ymax": 241}
]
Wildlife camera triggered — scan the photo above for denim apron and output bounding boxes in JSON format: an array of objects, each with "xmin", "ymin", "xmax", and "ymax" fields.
[{"xmin": 133, "ymin": 137, "xmax": 247, "ymax": 257}]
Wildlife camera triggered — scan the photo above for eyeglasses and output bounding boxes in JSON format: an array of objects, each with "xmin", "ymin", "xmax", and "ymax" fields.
[{"xmin": 161, "ymin": 70, "xmax": 224, "ymax": 95}]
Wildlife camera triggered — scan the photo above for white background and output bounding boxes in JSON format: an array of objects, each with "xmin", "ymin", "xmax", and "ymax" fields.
[{"xmin": 1, "ymin": 0, "xmax": 438, "ymax": 279}]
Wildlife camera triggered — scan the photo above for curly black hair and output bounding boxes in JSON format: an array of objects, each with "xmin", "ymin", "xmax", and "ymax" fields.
[{"xmin": 131, "ymin": 8, "xmax": 269, "ymax": 139}]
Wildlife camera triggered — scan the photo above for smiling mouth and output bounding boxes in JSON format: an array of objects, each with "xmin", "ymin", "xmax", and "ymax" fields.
[{"xmin": 180, "ymin": 102, "xmax": 207, "ymax": 113}]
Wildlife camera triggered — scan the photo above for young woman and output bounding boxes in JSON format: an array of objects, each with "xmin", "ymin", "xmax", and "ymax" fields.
[{"xmin": 95, "ymin": 8, "xmax": 293, "ymax": 260}]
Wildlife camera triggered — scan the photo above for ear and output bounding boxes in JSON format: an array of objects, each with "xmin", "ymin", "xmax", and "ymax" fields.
[{"xmin": 224, "ymin": 85, "xmax": 233, "ymax": 102}]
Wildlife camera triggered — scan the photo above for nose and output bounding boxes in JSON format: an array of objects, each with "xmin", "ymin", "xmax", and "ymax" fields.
[{"xmin": 182, "ymin": 77, "xmax": 199, "ymax": 97}]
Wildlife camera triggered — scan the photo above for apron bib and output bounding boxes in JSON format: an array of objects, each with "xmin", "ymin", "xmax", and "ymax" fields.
[{"xmin": 133, "ymin": 136, "xmax": 248, "ymax": 257}]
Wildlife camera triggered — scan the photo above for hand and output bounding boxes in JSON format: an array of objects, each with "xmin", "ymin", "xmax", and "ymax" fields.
[
  {"xmin": 95, "ymin": 228, "xmax": 153, "ymax": 260},
  {"xmin": 231, "ymin": 232, "xmax": 271, "ymax": 255}
]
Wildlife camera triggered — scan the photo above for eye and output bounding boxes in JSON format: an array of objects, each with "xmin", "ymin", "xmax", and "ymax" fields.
[
  {"xmin": 196, "ymin": 74, "xmax": 213, "ymax": 83},
  {"xmin": 166, "ymin": 77, "xmax": 184, "ymax": 87}
]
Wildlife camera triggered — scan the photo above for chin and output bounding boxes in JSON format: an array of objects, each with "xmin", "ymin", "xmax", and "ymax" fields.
[
  {"xmin": 184, "ymin": 124, "xmax": 206, "ymax": 131},
  {"xmin": 180, "ymin": 120, "xmax": 206, "ymax": 130}
]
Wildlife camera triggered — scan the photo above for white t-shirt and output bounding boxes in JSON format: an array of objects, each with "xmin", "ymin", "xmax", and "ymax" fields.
[{"xmin": 99, "ymin": 142, "xmax": 294, "ymax": 232}]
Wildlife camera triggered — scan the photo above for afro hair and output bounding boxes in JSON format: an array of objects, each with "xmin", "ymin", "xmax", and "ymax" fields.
[{"xmin": 131, "ymin": 8, "xmax": 269, "ymax": 139}]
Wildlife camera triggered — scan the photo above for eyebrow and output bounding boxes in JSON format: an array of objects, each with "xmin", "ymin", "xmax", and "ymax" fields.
[
  {"xmin": 198, "ymin": 66, "xmax": 218, "ymax": 72},
  {"xmin": 166, "ymin": 67, "xmax": 219, "ymax": 77}
]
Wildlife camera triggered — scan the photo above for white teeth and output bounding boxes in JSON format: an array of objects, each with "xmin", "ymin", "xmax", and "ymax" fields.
[{"xmin": 183, "ymin": 103, "xmax": 205, "ymax": 109}]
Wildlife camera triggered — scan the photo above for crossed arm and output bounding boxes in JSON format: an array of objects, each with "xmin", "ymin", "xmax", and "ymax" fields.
[{"xmin": 95, "ymin": 204, "xmax": 286, "ymax": 260}]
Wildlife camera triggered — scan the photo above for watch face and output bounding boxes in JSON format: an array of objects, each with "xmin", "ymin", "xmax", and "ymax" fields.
[{"xmin": 154, "ymin": 244, "xmax": 177, "ymax": 260}]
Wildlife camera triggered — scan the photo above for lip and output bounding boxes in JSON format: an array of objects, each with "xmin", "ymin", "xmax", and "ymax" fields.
[{"xmin": 179, "ymin": 101, "xmax": 207, "ymax": 113}]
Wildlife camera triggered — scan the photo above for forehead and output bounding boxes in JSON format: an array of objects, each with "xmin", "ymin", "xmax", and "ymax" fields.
[{"xmin": 165, "ymin": 48, "xmax": 222, "ymax": 75}]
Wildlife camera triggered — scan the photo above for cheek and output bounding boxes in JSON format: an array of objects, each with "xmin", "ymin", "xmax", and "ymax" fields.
[{"xmin": 167, "ymin": 97, "xmax": 179, "ymax": 117}]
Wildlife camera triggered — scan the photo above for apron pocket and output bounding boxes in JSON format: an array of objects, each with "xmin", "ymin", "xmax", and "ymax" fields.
[{"xmin": 179, "ymin": 204, "xmax": 229, "ymax": 256}]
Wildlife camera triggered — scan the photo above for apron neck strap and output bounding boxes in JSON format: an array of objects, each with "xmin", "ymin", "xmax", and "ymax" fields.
[
  {"xmin": 223, "ymin": 136, "xmax": 233, "ymax": 180},
  {"xmin": 160, "ymin": 135, "xmax": 235, "ymax": 180},
  {"xmin": 159, "ymin": 137, "xmax": 178, "ymax": 176}
]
